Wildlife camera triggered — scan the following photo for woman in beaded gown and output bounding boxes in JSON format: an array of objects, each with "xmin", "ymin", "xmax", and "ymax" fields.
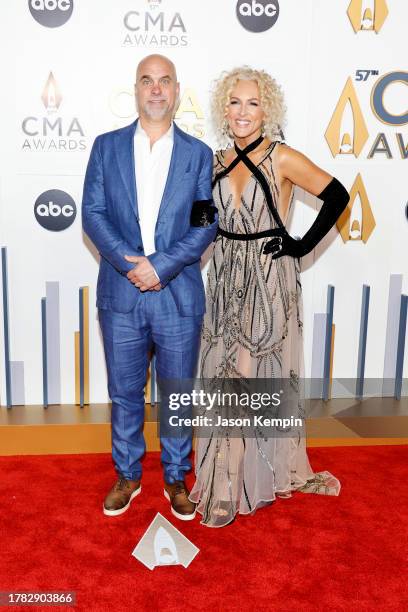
[{"xmin": 189, "ymin": 68, "xmax": 348, "ymax": 527}]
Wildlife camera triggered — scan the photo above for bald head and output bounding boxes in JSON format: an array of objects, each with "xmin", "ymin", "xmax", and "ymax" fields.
[
  {"xmin": 134, "ymin": 53, "xmax": 179, "ymax": 125},
  {"xmin": 136, "ymin": 54, "xmax": 177, "ymax": 82}
]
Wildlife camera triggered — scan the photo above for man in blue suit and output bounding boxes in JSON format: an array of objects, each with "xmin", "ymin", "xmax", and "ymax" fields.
[{"xmin": 82, "ymin": 54, "xmax": 217, "ymax": 520}]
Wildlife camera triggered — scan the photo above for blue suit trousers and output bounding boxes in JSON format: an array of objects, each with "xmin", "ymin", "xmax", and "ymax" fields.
[{"xmin": 98, "ymin": 288, "xmax": 202, "ymax": 484}]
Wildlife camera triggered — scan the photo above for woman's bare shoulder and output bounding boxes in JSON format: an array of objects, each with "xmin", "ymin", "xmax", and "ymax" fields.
[{"xmin": 275, "ymin": 143, "xmax": 308, "ymax": 172}]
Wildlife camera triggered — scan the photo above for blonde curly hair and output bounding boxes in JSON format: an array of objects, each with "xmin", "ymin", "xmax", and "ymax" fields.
[{"xmin": 211, "ymin": 66, "xmax": 286, "ymax": 146}]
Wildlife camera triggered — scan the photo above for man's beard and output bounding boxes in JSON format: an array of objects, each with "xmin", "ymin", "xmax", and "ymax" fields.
[{"xmin": 143, "ymin": 101, "xmax": 171, "ymax": 120}]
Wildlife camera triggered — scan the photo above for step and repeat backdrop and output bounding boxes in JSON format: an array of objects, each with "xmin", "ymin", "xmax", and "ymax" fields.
[{"xmin": 0, "ymin": 0, "xmax": 407, "ymax": 405}]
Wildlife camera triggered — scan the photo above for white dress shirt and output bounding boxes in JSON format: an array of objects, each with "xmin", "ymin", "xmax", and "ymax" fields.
[{"xmin": 134, "ymin": 122, "xmax": 174, "ymax": 259}]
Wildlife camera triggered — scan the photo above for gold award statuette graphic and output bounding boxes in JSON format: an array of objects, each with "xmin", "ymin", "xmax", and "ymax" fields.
[
  {"xmin": 325, "ymin": 77, "xmax": 369, "ymax": 158},
  {"xmin": 42, "ymin": 72, "xmax": 62, "ymax": 113},
  {"xmin": 347, "ymin": 0, "xmax": 388, "ymax": 32},
  {"xmin": 336, "ymin": 174, "xmax": 375, "ymax": 243}
]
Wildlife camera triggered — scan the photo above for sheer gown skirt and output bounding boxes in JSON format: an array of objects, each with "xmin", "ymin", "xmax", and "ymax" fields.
[{"xmin": 189, "ymin": 239, "xmax": 340, "ymax": 528}]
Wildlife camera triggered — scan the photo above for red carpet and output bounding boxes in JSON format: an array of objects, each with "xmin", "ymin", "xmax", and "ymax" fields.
[{"xmin": 1, "ymin": 446, "xmax": 407, "ymax": 611}]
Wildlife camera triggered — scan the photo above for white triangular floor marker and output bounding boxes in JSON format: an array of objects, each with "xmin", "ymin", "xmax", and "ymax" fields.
[{"xmin": 132, "ymin": 513, "xmax": 199, "ymax": 570}]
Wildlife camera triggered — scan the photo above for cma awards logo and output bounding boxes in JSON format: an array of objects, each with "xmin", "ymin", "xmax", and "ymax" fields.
[
  {"xmin": 336, "ymin": 174, "xmax": 376, "ymax": 243},
  {"xmin": 236, "ymin": 0, "xmax": 279, "ymax": 32},
  {"xmin": 325, "ymin": 71, "xmax": 408, "ymax": 159},
  {"xmin": 28, "ymin": 0, "xmax": 73, "ymax": 28},
  {"xmin": 109, "ymin": 88, "xmax": 205, "ymax": 139},
  {"xmin": 34, "ymin": 189, "xmax": 77, "ymax": 231},
  {"xmin": 175, "ymin": 91, "xmax": 205, "ymax": 139},
  {"xmin": 347, "ymin": 0, "xmax": 388, "ymax": 33},
  {"xmin": 122, "ymin": 0, "xmax": 187, "ymax": 47},
  {"xmin": 21, "ymin": 72, "xmax": 86, "ymax": 152}
]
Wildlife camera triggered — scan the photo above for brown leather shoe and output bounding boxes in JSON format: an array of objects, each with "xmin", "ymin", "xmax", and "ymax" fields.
[
  {"xmin": 164, "ymin": 480, "xmax": 196, "ymax": 521},
  {"xmin": 103, "ymin": 477, "xmax": 141, "ymax": 516}
]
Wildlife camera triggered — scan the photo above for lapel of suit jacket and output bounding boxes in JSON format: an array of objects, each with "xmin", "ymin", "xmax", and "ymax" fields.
[
  {"xmin": 114, "ymin": 119, "xmax": 139, "ymax": 220},
  {"xmin": 156, "ymin": 123, "xmax": 192, "ymax": 220}
]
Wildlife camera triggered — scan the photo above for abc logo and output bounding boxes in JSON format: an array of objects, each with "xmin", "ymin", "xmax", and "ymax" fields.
[
  {"xmin": 236, "ymin": 0, "xmax": 279, "ymax": 32},
  {"xmin": 28, "ymin": 0, "xmax": 73, "ymax": 28},
  {"xmin": 34, "ymin": 190, "xmax": 77, "ymax": 231}
]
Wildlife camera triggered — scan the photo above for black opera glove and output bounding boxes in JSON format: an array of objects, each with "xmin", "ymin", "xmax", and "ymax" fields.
[
  {"xmin": 263, "ymin": 177, "xmax": 350, "ymax": 260},
  {"xmin": 190, "ymin": 199, "xmax": 217, "ymax": 227},
  {"xmin": 263, "ymin": 228, "xmax": 303, "ymax": 259}
]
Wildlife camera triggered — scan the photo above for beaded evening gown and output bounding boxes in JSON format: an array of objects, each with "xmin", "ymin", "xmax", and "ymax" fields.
[{"xmin": 189, "ymin": 140, "xmax": 340, "ymax": 527}]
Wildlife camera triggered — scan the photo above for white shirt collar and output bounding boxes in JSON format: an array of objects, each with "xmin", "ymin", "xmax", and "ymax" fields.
[{"xmin": 135, "ymin": 120, "xmax": 174, "ymax": 144}]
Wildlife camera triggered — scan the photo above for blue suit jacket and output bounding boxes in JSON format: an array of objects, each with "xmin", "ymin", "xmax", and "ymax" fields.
[{"xmin": 82, "ymin": 120, "xmax": 217, "ymax": 316}]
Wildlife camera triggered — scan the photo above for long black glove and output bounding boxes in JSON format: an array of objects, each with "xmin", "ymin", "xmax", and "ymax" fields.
[{"xmin": 263, "ymin": 177, "xmax": 349, "ymax": 259}]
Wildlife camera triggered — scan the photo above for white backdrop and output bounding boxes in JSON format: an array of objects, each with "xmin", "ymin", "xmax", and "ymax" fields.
[{"xmin": 0, "ymin": 0, "xmax": 407, "ymax": 405}]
